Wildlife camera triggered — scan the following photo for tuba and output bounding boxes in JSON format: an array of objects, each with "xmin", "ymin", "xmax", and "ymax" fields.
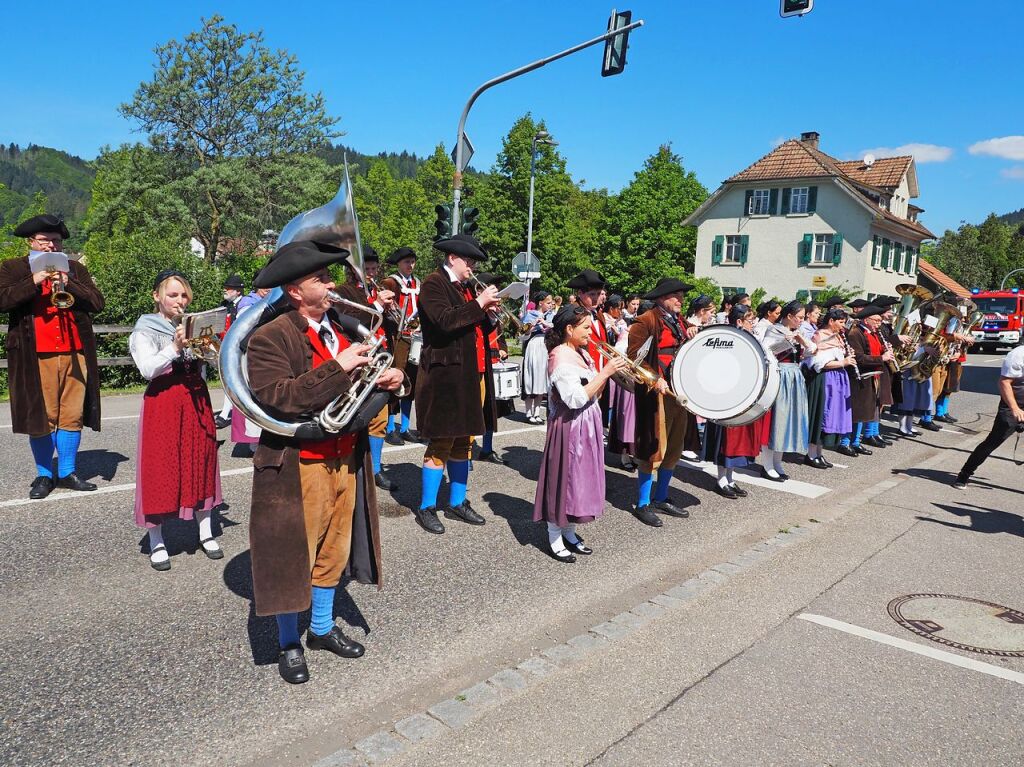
[
  {"xmin": 891, "ymin": 283, "xmax": 932, "ymax": 371},
  {"xmin": 219, "ymin": 157, "xmax": 393, "ymax": 438},
  {"xmin": 908, "ymin": 299, "xmax": 959, "ymax": 382}
]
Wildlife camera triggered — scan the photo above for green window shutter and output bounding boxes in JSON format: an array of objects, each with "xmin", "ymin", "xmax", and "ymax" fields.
[
  {"xmin": 893, "ymin": 243, "xmax": 903, "ymax": 273},
  {"xmin": 743, "ymin": 190, "xmax": 753, "ymax": 217},
  {"xmin": 807, "ymin": 186, "xmax": 818, "ymax": 213},
  {"xmin": 871, "ymin": 235, "xmax": 880, "ymax": 267},
  {"xmin": 907, "ymin": 247, "xmax": 917, "ymax": 275},
  {"xmin": 712, "ymin": 235, "xmax": 724, "ymax": 265},
  {"xmin": 795, "ymin": 289, "xmax": 809, "ymax": 301},
  {"xmin": 831, "ymin": 233, "xmax": 843, "ymax": 265},
  {"xmin": 881, "ymin": 238, "xmax": 891, "ymax": 269},
  {"xmin": 781, "ymin": 187, "xmax": 791, "ymax": 215},
  {"xmin": 769, "ymin": 189, "xmax": 779, "ymax": 215},
  {"xmin": 799, "ymin": 234, "xmax": 813, "ymax": 265},
  {"xmin": 739, "ymin": 234, "xmax": 749, "ymax": 264}
]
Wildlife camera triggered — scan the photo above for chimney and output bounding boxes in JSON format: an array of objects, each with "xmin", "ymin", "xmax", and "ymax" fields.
[{"xmin": 800, "ymin": 131, "xmax": 820, "ymax": 149}]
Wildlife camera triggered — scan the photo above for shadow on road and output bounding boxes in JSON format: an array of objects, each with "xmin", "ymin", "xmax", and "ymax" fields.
[
  {"xmin": 484, "ymin": 491, "xmax": 546, "ymax": 553},
  {"xmin": 77, "ymin": 449, "xmax": 129, "ymax": 482},
  {"xmin": 919, "ymin": 502, "xmax": 1024, "ymax": 538},
  {"xmin": 892, "ymin": 466, "xmax": 1024, "ymax": 495}
]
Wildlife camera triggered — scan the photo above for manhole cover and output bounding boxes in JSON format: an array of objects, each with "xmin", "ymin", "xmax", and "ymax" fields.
[{"xmin": 887, "ymin": 594, "xmax": 1024, "ymax": 657}]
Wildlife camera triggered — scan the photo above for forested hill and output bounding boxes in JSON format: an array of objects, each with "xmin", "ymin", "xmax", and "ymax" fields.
[
  {"xmin": 0, "ymin": 144, "xmax": 95, "ymax": 229},
  {"xmin": 997, "ymin": 207, "xmax": 1024, "ymax": 226}
]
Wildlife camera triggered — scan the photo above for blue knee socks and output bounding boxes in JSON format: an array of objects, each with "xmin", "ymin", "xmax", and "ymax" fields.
[
  {"xmin": 936, "ymin": 396, "xmax": 949, "ymax": 417},
  {"xmin": 276, "ymin": 613, "xmax": 300, "ymax": 648},
  {"xmin": 400, "ymin": 400, "xmax": 412, "ymax": 433},
  {"xmin": 387, "ymin": 414, "xmax": 397, "ymax": 434},
  {"xmin": 637, "ymin": 471, "xmax": 654, "ymax": 507},
  {"xmin": 55, "ymin": 429, "xmax": 81, "ymax": 478},
  {"xmin": 482, "ymin": 431, "xmax": 493, "ymax": 453},
  {"xmin": 310, "ymin": 586, "xmax": 335, "ymax": 636},
  {"xmin": 852, "ymin": 422, "xmax": 864, "ymax": 445},
  {"xmin": 654, "ymin": 468, "xmax": 673, "ymax": 503},
  {"xmin": 369, "ymin": 435, "xmax": 384, "ymax": 474},
  {"xmin": 864, "ymin": 421, "xmax": 879, "ymax": 438},
  {"xmin": 420, "ymin": 464, "xmax": 444, "ymax": 510},
  {"xmin": 29, "ymin": 433, "xmax": 55, "ymax": 478},
  {"xmin": 447, "ymin": 459, "xmax": 470, "ymax": 507}
]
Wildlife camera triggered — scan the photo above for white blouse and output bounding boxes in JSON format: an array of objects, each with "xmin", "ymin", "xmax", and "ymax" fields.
[
  {"xmin": 811, "ymin": 345, "xmax": 846, "ymax": 374},
  {"xmin": 548, "ymin": 361, "xmax": 596, "ymax": 411},
  {"xmin": 129, "ymin": 330, "xmax": 181, "ymax": 381}
]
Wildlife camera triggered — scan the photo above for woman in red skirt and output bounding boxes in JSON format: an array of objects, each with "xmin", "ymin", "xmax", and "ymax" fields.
[{"xmin": 129, "ymin": 269, "xmax": 223, "ymax": 571}]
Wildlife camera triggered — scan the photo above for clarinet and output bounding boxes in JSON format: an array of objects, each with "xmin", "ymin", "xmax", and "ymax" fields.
[
  {"xmin": 840, "ymin": 329, "xmax": 863, "ymax": 380},
  {"xmin": 880, "ymin": 331, "xmax": 900, "ymax": 374}
]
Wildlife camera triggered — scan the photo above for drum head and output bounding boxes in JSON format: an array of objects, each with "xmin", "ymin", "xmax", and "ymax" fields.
[{"xmin": 670, "ymin": 326, "xmax": 770, "ymax": 421}]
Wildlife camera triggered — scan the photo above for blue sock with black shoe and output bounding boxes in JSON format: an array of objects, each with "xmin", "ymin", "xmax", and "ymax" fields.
[
  {"xmin": 55, "ymin": 429, "xmax": 82, "ymax": 478},
  {"xmin": 310, "ymin": 586, "xmax": 335, "ymax": 636},
  {"xmin": 936, "ymin": 396, "xmax": 949, "ymax": 418},
  {"xmin": 420, "ymin": 463, "xmax": 444, "ymax": 509},
  {"xmin": 447, "ymin": 459, "xmax": 469, "ymax": 507},
  {"xmin": 29, "ymin": 433, "xmax": 55, "ymax": 478},
  {"xmin": 400, "ymin": 400, "xmax": 412, "ymax": 433},
  {"xmin": 387, "ymin": 413, "xmax": 397, "ymax": 434},
  {"xmin": 852, "ymin": 422, "xmax": 864, "ymax": 446},
  {"xmin": 864, "ymin": 421, "xmax": 879, "ymax": 438},
  {"xmin": 637, "ymin": 471, "xmax": 654, "ymax": 508},
  {"xmin": 369, "ymin": 436, "xmax": 384, "ymax": 474},
  {"xmin": 654, "ymin": 468, "xmax": 674, "ymax": 503},
  {"xmin": 276, "ymin": 613, "xmax": 300, "ymax": 648}
]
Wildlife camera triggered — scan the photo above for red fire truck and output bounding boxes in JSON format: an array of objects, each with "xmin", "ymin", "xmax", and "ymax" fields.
[{"xmin": 969, "ymin": 288, "xmax": 1024, "ymax": 352}]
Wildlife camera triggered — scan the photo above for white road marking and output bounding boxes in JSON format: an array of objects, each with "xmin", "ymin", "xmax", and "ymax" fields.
[
  {"xmin": 798, "ymin": 613, "xmax": 1024, "ymax": 686},
  {"xmin": 678, "ymin": 459, "xmax": 832, "ymax": 499},
  {"xmin": 0, "ymin": 414, "xmax": 140, "ymax": 429}
]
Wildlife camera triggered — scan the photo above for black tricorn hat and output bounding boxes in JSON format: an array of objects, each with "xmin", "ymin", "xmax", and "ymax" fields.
[
  {"xmin": 847, "ymin": 298, "xmax": 870, "ymax": 310},
  {"xmin": 644, "ymin": 277, "xmax": 693, "ymax": 300},
  {"xmin": 566, "ymin": 269, "xmax": 606, "ymax": 290},
  {"xmin": 823, "ymin": 296, "xmax": 846, "ymax": 309},
  {"xmin": 14, "ymin": 213, "xmax": 70, "ymax": 240},
  {"xmin": 254, "ymin": 240, "xmax": 350, "ymax": 289},
  {"xmin": 854, "ymin": 305, "xmax": 884, "ymax": 320},
  {"xmin": 874, "ymin": 295, "xmax": 900, "ymax": 308},
  {"xmin": 362, "ymin": 245, "xmax": 379, "ymax": 263},
  {"xmin": 433, "ymin": 234, "xmax": 487, "ymax": 262},
  {"xmin": 222, "ymin": 273, "xmax": 244, "ymax": 289},
  {"xmin": 387, "ymin": 246, "xmax": 417, "ymax": 265}
]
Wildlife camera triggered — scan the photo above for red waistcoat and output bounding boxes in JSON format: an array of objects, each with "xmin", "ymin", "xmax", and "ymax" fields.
[
  {"xmin": 32, "ymin": 282, "xmax": 82, "ymax": 353},
  {"xmin": 299, "ymin": 324, "xmax": 357, "ymax": 460}
]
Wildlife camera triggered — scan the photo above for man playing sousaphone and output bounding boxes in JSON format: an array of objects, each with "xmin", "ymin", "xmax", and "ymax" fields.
[
  {"xmin": 413, "ymin": 234, "xmax": 502, "ymax": 535},
  {"xmin": 244, "ymin": 239, "xmax": 405, "ymax": 685},
  {"xmin": 381, "ymin": 246, "xmax": 421, "ymax": 444},
  {"xmin": 627, "ymin": 277, "xmax": 697, "ymax": 527}
]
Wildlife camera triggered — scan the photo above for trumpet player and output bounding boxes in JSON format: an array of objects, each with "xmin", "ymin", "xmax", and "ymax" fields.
[
  {"xmin": 472, "ymin": 272, "xmax": 511, "ymax": 464},
  {"xmin": 0, "ymin": 214, "xmax": 105, "ymax": 500},
  {"xmin": 413, "ymin": 234, "xmax": 502, "ymax": 535},
  {"xmin": 381, "ymin": 247, "xmax": 421, "ymax": 444},
  {"xmin": 626, "ymin": 277, "xmax": 695, "ymax": 527},
  {"xmin": 244, "ymin": 240, "xmax": 405, "ymax": 685}
]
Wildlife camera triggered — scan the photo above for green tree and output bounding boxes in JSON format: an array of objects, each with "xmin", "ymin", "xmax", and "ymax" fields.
[
  {"xmin": 925, "ymin": 224, "xmax": 987, "ymax": 288},
  {"xmin": 0, "ymin": 191, "xmax": 49, "ymax": 262},
  {"xmin": 354, "ymin": 159, "xmax": 433, "ymax": 265},
  {"xmin": 597, "ymin": 145, "xmax": 708, "ymax": 296},
  {"xmin": 120, "ymin": 15, "xmax": 341, "ymax": 261}
]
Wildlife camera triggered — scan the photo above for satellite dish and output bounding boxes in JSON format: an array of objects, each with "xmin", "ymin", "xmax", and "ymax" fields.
[{"xmin": 863, "ymin": 153, "xmax": 876, "ymax": 167}]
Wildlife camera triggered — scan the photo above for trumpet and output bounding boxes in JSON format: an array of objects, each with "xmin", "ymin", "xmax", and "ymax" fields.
[
  {"xmin": 366, "ymin": 276, "xmax": 405, "ymax": 329},
  {"xmin": 468, "ymin": 274, "xmax": 525, "ymax": 334},
  {"xmin": 594, "ymin": 340, "xmax": 661, "ymax": 392},
  {"xmin": 47, "ymin": 269, "xmax": 74, "ymax": 309}
]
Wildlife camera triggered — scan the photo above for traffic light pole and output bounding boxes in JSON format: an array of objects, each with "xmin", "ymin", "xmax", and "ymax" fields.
[{"xmin": 451, "ymin": 18, "xmax": 644, "ymax": 229}]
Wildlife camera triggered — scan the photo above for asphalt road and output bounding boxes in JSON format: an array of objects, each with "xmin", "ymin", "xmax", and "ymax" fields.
[{"xmin": 0, "ymin": 352, "xmax": 1016, "ymax": 766}]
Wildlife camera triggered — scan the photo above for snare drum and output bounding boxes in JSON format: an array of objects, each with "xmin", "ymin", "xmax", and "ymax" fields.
[
  {"xmin": 669, "ymin": 325, "xmax": 780, "ymax": 426},
  {"xmin": 492, "ymin": 362, "xmax": 522, "ymax": 401},
  {"xmin": 407, "ymin": 333, "xmax": 423, "ymax": 366}
]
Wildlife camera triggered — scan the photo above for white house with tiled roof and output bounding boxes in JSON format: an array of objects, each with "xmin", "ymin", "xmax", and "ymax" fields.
[{"xmin": 684, "ymin": 131, "xmax": 936, "ymax": 301}]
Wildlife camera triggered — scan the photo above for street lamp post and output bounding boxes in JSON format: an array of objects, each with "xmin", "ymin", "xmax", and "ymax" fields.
[
  {"xmin": 1000, "ymin": 268, "xmax": 1024, "ymax": 290},
  {"xmin": 525, "ymin": 130, "xmax": 557, "ymax": 305}
]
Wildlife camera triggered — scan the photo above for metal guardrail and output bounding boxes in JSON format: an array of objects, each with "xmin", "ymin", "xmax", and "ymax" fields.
[{"xmin": 0, "ymin": 325, "xmax": 134, "ymax": 370}]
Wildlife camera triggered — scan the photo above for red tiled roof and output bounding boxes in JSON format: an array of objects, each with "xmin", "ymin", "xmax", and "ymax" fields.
[
  {"xmin": 728, "ymin": 140, "xmax": 835, "ymax": 182},
  {"xmin": 834, "ymin": 156, "xmax": 912, "ymax": 190},
  {"xmin": 918, "ymin": 258, "xmax": 970, "ymax": 298}
]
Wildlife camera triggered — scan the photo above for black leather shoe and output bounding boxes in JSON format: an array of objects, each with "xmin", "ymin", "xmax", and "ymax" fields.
[
  {"xmin": 818, "ymin": 455, "xmax": 833, "ymax": 468},
  {"xmin": 478, "ymin": 450, "xmax": 505, "ymax": 465},
  {"xmin": 853, "ymin": 444, "xmax": 873, "ymax": 455},
  {"xmin": 414, "ymin": 506, "xmax": 445, "ymax": 534},
  {"xmin": 760, "ymin": 467, "xmax": 787, "ymax": 482},
  {"xmin": 55, "ymin": 473, "xmax": 97, "ymax": 491},
  {"xmin": 936, "ymin": 414, "xmax": 958, "ymax": 423},
  {"xmin": 445, "ymin": 500, "xmax": 485, "ymax": 525},
  {"xmin": 199, "ymin": 537, "xmax": 224, "ymax": 560},
  {"xmin": 863, "ymin": 436, "xmax": 887, "ymax": 448},
  {"xmin": 374, "ymin": 472, "xmax": 397, "ymax": 492},
  {"xmin": 214, "ymin": 415, "xmax": 231, "ymax": 429},
  {"xmin": 278, "ymin": 645, "xmax": 310, "ymax": 684},
  {"xmin": 728, "ymin": 483, "xmax": 748, "ymax": 498},
  {"xmin": 835, "ymin": 445, "xmax": 858, "ymax": 458},
  {"xmin": 803, "ymin": 455, "xmax": 827, "ymax": 469},
  {"xmin": 306, "ymin": 626, "xmax": 365, "ymax": 659},
  {"xmin": 919, "ymin": 420, "xmax": 942, "ymax": 432},
  {"xmin": 547, "ymin": 546, "xmax": 576, "ymax": 563},
  {"xmin": 401, "ymin": 430, "xmax": 422, "ymax": 443},
  {"xmin": 631, "ymin": 505, "xmax": 664, "ymax": 527},
  {"xmin": 715, "ymin": 484, "xmax": 738, "ymax": 499},
  {"xmin": 385, "ymin": 431, "xmax": 404, "ymax": 446},
  {"xmin": 29, "ymin": 476, "xmax": 55, "ymax": 499},
  {"xmin": 654, "ymin": 499, "xmax": 690, "ymax": 518},
  {"xmin": 564, "ymin": 535, "xmax": 592, "ymax": 555}
]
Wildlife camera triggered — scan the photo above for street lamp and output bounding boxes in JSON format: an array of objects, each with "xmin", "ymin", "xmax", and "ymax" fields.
[
  {"xmin": 525, "ymin": 130, "xmax": 558, "ymax": 303},
  {"xmin": 1000, "ymin": 268, "xmax": 1024, "ymax": 290}
]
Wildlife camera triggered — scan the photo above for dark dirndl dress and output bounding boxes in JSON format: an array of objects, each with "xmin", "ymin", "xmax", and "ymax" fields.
[{"xmin": 805, "ymin": 365, "xmax": 827, "ymax": 445}]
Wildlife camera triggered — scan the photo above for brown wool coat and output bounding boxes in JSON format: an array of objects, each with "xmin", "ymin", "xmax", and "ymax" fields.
[
  {"xmin": 246, "ymin": 309, "xmax": 382, "ymax": 617},
  {"xmin": 414, "ymin": 268, "xmax": 497, "ymax": 439},
  {"xmin": 0, "ymin": 256, "xmax": 105, "ymax": 435},
  {"xmin": 847, "ymin": 325, "xmax": 893, "ymax": 423}
]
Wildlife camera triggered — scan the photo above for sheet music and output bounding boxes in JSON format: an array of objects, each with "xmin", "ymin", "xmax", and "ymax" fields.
[
  {"xmin": 28, "ymin": 250, "xmax": 70, "ymax": 273},
  {"xmin": 183, "ymin": 307, "xmax": 227, "ymax": 340}
]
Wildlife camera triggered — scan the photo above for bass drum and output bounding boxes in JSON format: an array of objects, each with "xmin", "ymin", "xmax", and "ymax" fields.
[{"xmin": 669, "ymin": 325, "xmax": 780, "ymax": 426}]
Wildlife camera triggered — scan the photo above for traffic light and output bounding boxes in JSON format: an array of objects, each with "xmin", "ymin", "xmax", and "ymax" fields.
[
  {"xmin": 461, "ymin": 206, "xmax": 480, "ymax": 236},
  {"xmin": 601, "ymin": 9, "xmax": 632, "ymax": 78},
  {"xmin": 434, "ymin": 203, "xmax": 452, "ymax": 241},
  {"xmin": 780, "ymin": 0, "xmax": 813, "ymax": 17}
]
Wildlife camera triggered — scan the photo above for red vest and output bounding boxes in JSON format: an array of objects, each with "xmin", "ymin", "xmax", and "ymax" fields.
[
  {"xmin": 299, "ymin": 323, "xmax": 357, "ymax": 460},
  {"xmin": 396, "ymin": 274, "xmax": 420, "ymax": 334},
  {"xmin": 866, "ymin": 329, "xmax": 884, "ymax": 357},
  {"xmin": 656, "ymin": 312, "xmax": 684, "ymax": 375},
  {"xmin": 465, "ymin": 286, "xmax": 487, "ymax": 373},
  {"xmin": 586, "ymin": 311, "xmax": 607, "ymax": 371},
  {"xmin": 32, "ymin": 282, "xmax": 82, "ymax": 353}
]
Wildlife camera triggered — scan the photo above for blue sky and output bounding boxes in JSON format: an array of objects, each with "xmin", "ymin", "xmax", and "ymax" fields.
[{"xmin": 2, "ymin": 0, "xmax": 1021, "ymax": 235}]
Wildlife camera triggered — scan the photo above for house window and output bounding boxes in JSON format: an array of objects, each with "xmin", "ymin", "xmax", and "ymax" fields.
[
  {"xmin": 813, "ymin": 234, "xmax": 834, "ymax": 263},
  {"xmin": 724, "ymin": 235, "xmax": 743, "ymax": 263},
  {"xmin": 749, "ymin": 189, "xmax": 771, "ymax": 215},
  {"xmin": 871, "ymin": 236, "xmax": 881, "ymax": 268},
  {"xmin": 790, "ymin": 187, "xmax": 809, "ymax": 214}
]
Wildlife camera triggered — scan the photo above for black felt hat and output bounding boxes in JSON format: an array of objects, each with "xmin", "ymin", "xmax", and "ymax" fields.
[
  {"xmin": 567, "ymin": 269, "xmax": 607, "ymax": 290},
  {"xmin": 13, "ymin": 214, "xmax": 70, "ymax": 240},
  {"xmin": 387, "ymin": 246, "xmax": 416, "ymax": 265},
  {"xmin": 362, "ymin": 245, "xmax": 379, "ymax": 263},
  {"xmin": 433, "ymin": 234, "xmax": 487, "ymax": 262},
  {"xmin": 644, "ymin": 277, "xmax": 693, "ymax": 300},
  {"xmin": 847, "ymin": 298, "xmax": 870, "ymax": 310},
  {"xmin": 854, "ymin": 305, "xmax": 884, "ymax": 320},
  {"xmin": 823, "ymin": 296, "xmax": 846, "ymax": 309},
  {"xmin": 874, "ymin": 295, "xmax": 900, "ymax": 308},
  {"xmin": 254, "ymin": 240, "xmax": 350, "ymax": 289},
  {"xmin": 222, "ymin": 273, "xmax": 244, "ymax": 289}
]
